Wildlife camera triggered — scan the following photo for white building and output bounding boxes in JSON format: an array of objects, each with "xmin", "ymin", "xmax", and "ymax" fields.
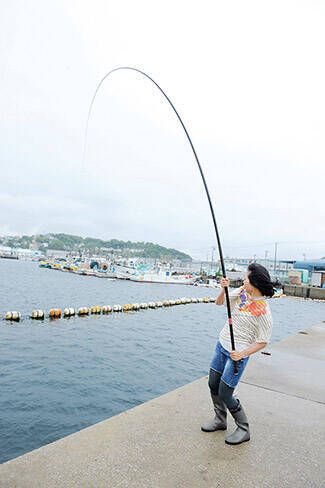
[
  {"xmin": 232, "ymin": 258, "xmax": 294, "ymax": 280},
  {"xmin": 46, "ymin": 249, "xmax": 69, "ymax": 259}
]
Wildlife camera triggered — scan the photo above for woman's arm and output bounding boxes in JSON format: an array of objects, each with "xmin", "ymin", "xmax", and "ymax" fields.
[
  {"xmin": 215, "ymin": 277, "xmax": 230, "ymax": 305},
  {"xmin": 230, "ymin": 342, "xmax": 267, "ymax": 361}
]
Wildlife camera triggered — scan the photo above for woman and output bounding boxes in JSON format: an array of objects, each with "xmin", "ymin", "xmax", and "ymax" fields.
[{"xmin": 201, "ymin": 263, "xmax": 275, "ymax": 445}]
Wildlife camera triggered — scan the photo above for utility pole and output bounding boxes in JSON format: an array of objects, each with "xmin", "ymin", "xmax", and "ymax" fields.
[
  {"xmin": 211, "ymin": 246, "xmax": 216, "ymax": 272},
  {"xmin": 265, "ymin": 250, "xmax": 268, "ymax": 268},
  {"xmin": 274, "ymin": 242, "xmax": 278, "ymax": 278},
  {"xmin": 253, "ymin": 254, "xmax": 256, "ymax": 262},
  {"xmin": 303, "ymin": 253, "xmax": 306, "ymax": 261}
]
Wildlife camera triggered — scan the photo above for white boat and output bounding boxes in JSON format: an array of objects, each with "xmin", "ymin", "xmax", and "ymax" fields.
[
  {"xmin": 197, "ymin": 279, "xmax": 221, "ymax": 289},
  {"xmin": 113, "ymin": 264, "xmax": 137, "ymax": 280},
  {"xmin": 94, "ymin": 271, "xmax": 116, "ymax": 280},
  {"xmin": 130, "ymin": 265, "xmax": 196, "ymax": 285}
]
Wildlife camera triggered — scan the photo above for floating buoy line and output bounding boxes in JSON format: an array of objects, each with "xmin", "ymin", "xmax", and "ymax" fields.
[
  {"xmin": 3, "ymin": 292, "xmax": 287, "ymax": 324},
  {"xmin": 3, "ymin": 297, "xmax": 217, "ymax": 323}
]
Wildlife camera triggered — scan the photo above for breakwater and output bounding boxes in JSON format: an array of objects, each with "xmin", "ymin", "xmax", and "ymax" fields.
[{"xmin": 284, "ymin": 284, "xmax": 325, "ymax": 300}]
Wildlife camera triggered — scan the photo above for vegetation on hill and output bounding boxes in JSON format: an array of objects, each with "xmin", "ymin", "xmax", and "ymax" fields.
[{"xmin": 0, "ymin": 233, "xmax": 192, "ymax": 261}]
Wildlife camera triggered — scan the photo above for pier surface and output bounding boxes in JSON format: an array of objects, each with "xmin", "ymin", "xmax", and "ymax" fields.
[{"xmin": 1, "ymin": 323, "xmax": 324, "ymax": 488}]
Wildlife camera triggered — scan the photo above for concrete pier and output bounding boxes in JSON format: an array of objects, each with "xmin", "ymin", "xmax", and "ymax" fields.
[
  {"xmin": 284, "ymin": 284, "xmax": 325, "ymax": 300},
  {"xmin": 1, "ymin": 323, "xmax": 324, "ymax": 488}
]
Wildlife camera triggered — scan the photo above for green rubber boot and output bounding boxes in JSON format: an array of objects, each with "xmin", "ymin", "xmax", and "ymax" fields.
[
  {"xmin": 225, "ymin": 400, "xmax": 250, "ymax": 445},
  {"xmin": 201, "ymin": 393, "xmax": 227, "ymax": 432}
]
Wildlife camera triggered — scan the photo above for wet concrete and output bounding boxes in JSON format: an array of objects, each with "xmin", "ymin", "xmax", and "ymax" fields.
[
  {"xmin": 0, "ymin": 323, "xmax": 324, "ymax": 488},
  {"xmin": 242, "ymin": 323, "xmax": 325, "ymax": 403}
]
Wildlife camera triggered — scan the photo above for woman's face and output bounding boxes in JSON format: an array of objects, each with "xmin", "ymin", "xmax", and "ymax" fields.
[{"xmin": 243, "ymin": 271, "xmax": 254, "ymax": 294}]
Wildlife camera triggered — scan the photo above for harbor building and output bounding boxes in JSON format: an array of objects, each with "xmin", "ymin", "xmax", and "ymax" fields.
[
  {"xmin": 230, "ymin": 258, "xmax": 295, "ymax": 281},
  {"xmin": 294, "ymin": 259, "xmax": 325, "ymax": 273}
]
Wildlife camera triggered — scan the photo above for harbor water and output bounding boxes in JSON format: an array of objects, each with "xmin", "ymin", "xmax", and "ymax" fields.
[{"xmin": 1, "ymin": 259, "xmax": 324, "ymax": 464}]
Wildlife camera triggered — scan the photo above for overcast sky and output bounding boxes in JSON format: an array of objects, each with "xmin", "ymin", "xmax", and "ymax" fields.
[{"xmin": 1, "ymin": 0, "xmax": 324, "ymax": 260}]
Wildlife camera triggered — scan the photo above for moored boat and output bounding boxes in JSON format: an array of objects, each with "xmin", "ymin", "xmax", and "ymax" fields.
[{"xmin": 130, "ymin": 265, "xmax": 196, "ymax": 285}]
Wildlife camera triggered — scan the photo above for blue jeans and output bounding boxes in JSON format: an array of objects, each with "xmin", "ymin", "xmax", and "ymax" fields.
[{"xmin": 210, "ymin": 340, "xmax": 249, "ymax": 388}]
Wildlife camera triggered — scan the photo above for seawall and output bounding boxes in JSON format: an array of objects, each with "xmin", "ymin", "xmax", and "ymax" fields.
[{"xmin": 284, "ymin": 284, "xmax": 325, "ymax": 300}]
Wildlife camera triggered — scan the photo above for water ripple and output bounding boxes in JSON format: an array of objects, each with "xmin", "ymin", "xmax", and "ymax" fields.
[{"xmin": 0, "ymin": 259, "xmax": 324, "ymax": 463}]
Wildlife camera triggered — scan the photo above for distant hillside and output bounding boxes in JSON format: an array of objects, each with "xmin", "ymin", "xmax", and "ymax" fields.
[{"xmin": 0, "ymin": 233, "xmax": 192, "ymax": 261}]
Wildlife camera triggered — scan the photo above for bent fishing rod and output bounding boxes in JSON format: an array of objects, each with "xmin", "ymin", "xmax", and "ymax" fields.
[{"xmin": 83, "ymin": 66, "xmax": 238, "ymax": 374}]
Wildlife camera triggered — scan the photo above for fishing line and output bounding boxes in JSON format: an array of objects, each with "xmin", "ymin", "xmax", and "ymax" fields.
[{"xmin": 82, "ymin": 66, "xmax": 238, "ymax": 373}]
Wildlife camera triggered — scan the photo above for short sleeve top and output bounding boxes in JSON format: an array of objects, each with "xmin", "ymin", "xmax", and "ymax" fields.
[{"xmin": 219, "ymin": 287, "xmax": 273, "ymax": 351}]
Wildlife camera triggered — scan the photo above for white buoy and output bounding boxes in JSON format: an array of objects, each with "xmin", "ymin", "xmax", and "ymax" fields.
[
  {"xmin": 91, "ymin": 306, "xmax": 101, "ymax": 314},
  {"xmin": 64, "ymin": 308, "xmax": 75, "ymax": 317},
  {"xmin": 103, "ymin": 305, "xmax": 112, "ymax": 313},
  {"xmin": 31, "ymin": 310, "xmax": 45, "ymax": 319},
  {"xmin": 5, "ymin": 311, "xmax": 21, "ymax": 322}
]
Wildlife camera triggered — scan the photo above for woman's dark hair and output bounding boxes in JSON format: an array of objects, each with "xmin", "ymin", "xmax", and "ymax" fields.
[{"xmin": 247, "ymin": 263, "xmax": 276, "ymax": 297}]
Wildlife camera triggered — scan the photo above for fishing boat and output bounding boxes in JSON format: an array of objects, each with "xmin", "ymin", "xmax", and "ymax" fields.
[
  {"xmin": 113, "ymin": 264, "xmax": 137, "ymax": 280},
  {"xmin": 196, "ymin": 279, "xmax": 221, "ymax": 289},
  {"xmin": 0, "ymin": 251, "xmax": 19, "ymax": 260},
  {"xmin": 130, "ymin": 264, "xmax": 196, "ymax": 285},
  {"xmin": 94, "ymin": 270, "xmax": 116, "ymax": 279}
]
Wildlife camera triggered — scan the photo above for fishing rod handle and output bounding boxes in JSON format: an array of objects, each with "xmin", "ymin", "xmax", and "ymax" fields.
[{"xmin": 224, "ymin": 286, "xmax": 238, "ymax": 375}]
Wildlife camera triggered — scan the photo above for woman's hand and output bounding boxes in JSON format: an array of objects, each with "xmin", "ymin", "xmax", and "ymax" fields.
[
  {"xmin": 220, "ymin": 277, "xmax": 230, "ymax": 288},
  {"xmin": 230, "ymin": 343, "xmax": 267, "ymax": 361},
  {"xmin": 215, "ymin": 278, "xmax": 230, "ymax": 305},
  {"xmin": 230, "ymin": 350, "xmax": 245, "ymax": 361}
]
